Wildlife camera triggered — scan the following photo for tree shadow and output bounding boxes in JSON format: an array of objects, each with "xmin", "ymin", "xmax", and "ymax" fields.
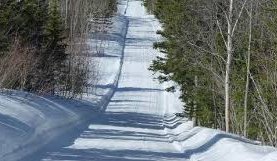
[
  {"xmin": 21, "ymin": 111, "xmax": 186, "ymax": 161},
  {"xmin": 38, "ymin": 148, "xmax": 185, "ymax": 161},
  {"xmin": 116, "ymin": 87, "xmax": 163, "ymax": 93}
]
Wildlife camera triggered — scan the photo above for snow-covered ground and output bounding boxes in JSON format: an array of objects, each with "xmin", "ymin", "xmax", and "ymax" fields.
[
  {"xmin": 1, "ymin": 0, "xmax": 277, "ymax": 161},
  {"xmin": 0, "ymin": 1, "xmax": 129, "ymax": 160}
]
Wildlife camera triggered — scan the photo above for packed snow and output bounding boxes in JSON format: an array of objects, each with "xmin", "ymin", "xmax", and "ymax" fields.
[{"xmin": 0, "ymin": 0, "xmax": 277, "ymax": 161}]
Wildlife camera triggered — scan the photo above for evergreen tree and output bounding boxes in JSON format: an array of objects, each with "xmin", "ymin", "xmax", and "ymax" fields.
[
  {"xmin": 145, "ymin": 0, "xmax": 277, "ymax": 145},
  {"xmin": 39, "ymin": 0, "xmax": 67, "ymax": 93},
  {"xmin": 0, "ymin": 0, "xmax": 18, "ymax": 55}
]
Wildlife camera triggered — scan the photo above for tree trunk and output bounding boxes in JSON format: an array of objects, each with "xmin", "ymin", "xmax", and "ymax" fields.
[
  {"xmin": 225, "ymin": 0, "xmax": 234, "ymax": 133},
  {"xmin": 243, "ymin": 1, "xmax": 252, "ymax": 137},
  {"xmin": 192, "ymin": 75, "xmax": 198, "ymax": 127}
]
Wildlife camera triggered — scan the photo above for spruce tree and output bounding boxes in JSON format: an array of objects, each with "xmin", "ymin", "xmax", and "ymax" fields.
[{"xmin": 41, "ymin": 0, "xmax": 67, "ymax": 93}]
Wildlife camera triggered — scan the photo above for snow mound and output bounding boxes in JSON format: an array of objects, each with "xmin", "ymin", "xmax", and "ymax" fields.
[
  {"xmin": 163, "ymin": 115, "xmax": 277, "ymax": 161},
  {"xmin": 0, "ymin": 2, "xmax": 129, "ymax": 160},
  {"xmin": 0, "ymin": 91, "xmax": 92, "ymax": 161}
]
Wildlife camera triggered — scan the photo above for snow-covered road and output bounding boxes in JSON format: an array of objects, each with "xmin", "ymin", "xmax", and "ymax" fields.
[
  {"xmin": 17, "ymin": 1, "xmax": 277, "ymax": 161},
  {"xmin": 21, "ymin": 1, "xmax": 185, "ymax": 161}
]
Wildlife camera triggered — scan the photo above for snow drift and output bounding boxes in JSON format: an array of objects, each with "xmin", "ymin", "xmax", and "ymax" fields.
[
  {"xmin": 0, "ymin": 1, "xmax": 129, "ymax": 160},
  {"xmin": 163, "ymin": 115, "xmax": 277, "ymax": 161}
]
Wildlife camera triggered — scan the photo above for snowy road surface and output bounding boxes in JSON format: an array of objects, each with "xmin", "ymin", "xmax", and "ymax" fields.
[
  {"xmin": 22, "ymin": 1, "xmax": 184, "ymax": 161},
  {"xmin": 17, "ymin": 1, "xmax": 277, "ymax": 161}
]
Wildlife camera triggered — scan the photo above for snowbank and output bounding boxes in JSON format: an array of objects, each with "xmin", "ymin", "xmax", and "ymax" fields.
[
  {"xmin": 0, "ymin": 1, "xmax": 129, "ymax": 160},
  {"xmin": 163, "ymin": 115, "xmax": 277, "ymax": 161},
  {"xmin": 0, "ymin": 91, "xmax": 93, "ymax": 161}
]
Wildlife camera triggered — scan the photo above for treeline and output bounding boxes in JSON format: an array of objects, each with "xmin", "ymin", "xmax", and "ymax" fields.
[
  {"xmin": 144, "ymin": 0, "xmax": 277, "ymax": 146},
  {"xmin": 0, "ymin": 0, "xmax": 117, "ymax": 97}
]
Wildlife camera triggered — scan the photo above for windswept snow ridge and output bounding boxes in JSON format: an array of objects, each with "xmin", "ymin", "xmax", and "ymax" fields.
[{"xmin": 1, "ymin": 0, "xmax": 277, "ymax": 161}]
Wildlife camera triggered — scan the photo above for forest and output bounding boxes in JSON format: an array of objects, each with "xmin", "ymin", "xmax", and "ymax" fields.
[
  {"xmin": 1, "ymin": 1, "xmax": 277, "ymax": 160},
  {"xmin": 144, "ymin": 0, "xmax": 277, "ymax": 146},
  {"xmin": 0, "ymin": 0, "xmax": 117, "ymax": 97},
  {"xmin": 1, "ymin": 0, "xmax": 277, "ymax": 149}
]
